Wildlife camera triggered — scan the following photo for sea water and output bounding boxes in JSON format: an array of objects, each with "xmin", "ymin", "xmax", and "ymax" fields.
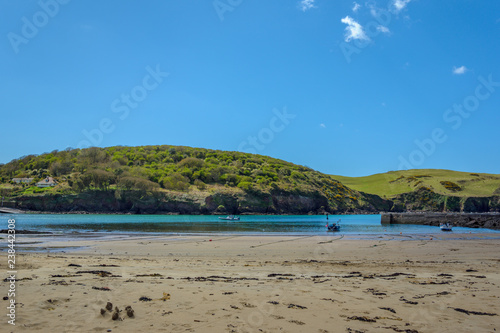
[{"xmin": 1, "ymin": 214, "xmax": 499, "ymax": 236}]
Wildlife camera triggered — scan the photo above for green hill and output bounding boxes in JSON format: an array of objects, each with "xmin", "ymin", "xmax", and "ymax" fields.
[
  {"xmin": 0, "ymin": 145, "xmax": 391, "ymax": 214},
  {"xmin": 333, "ymin": 169, "xmax": 500, "ymax": 198}
]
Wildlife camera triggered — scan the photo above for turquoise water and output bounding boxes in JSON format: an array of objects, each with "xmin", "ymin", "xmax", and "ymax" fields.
[{"xmin": 1, "ymin": 214, "xmax": 499, "ymax": 236}]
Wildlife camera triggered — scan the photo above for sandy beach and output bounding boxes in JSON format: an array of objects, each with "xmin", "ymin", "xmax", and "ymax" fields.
[{"xmin": 2, "ymin": 233, "xmax": 500, "ymax": 332}]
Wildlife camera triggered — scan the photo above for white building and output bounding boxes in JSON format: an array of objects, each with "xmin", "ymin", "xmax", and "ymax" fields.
[
  {"xmin": 36, "ymin": 177, "xmax": 57, "ymax": 188},
  {"xmin": 12, "ymin": 178, "xmax": 34, "ymax": 184}
]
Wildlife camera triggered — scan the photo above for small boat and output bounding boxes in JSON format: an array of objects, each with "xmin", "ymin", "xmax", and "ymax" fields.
[
  {"xmin": 219, "ymin": 215, "xmax": 240, "ymax": 221},
  {"xmin": 326, "ymin": 219, "xmax": 341, "ymax": 231},
  {"xmin": 440, "ymin": 223, "xmax": 453, "ymax": 231}
]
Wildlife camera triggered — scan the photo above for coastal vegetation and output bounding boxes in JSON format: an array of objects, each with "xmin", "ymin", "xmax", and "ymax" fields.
[
  {"xmin": 0, "ymin": 146, "xmax": 499, "ymax": 214},
  {"xmin": 0, "ymin": 145, "xmax": 390, "ymax": 214}
]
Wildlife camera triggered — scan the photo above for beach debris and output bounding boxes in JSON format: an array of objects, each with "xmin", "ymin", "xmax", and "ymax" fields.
[
  {"xmin": 449, "ymin": 307, "xmax": 497, "ymax": 316},
  {"xmin": 76, "ymin": 270, "xmax": 113, "ymax": 277},
  {"xmin": 366, "ymin": 288, "xmax": 387, "ymax": 296},
  {"xmin": 125, "ymin": 305, "xmax": 134, "ymax": 317},
  {"xmin": 342, "ymin": 272, "xmax": 362, "ymax": 278},
  {"xmin": 111, "ymin": 311, "xmax": 120, "ymax": 321},
  {"xmin": 320, "ymin": 298, "xmax": 341, "ymax": 303},
  {"xmin": 139, "ymin": 296, "xmax": 152, "ymax": 302},
  {"xmin": 399, "ymin": 297, "xmax": 418, "ymax": 305},
  {"xmin": 377, "ymin": 272, "xmax": 415, "ymax": 278},
  {"xmin": 382, "ymin": 326, "xmax": 419, "ymax": 333},
  {"xmin": 100, "ymin": 308, "xmax": 106, "ymax": 316},
  {"xmin": 288, "ymin": 319, "xmax": 305, "ymax": 325},
  {"xmin": 267, "ymin": 301, "xmax": 279, "ymax": 305},
  {"xmin": 160, "ymin": 292, "xmax": 171, "ymax": 301},
  {"xmin": 50, "ymin": 274, "xmax": 81, "ymax": 278},
  {"xmin": 230, "ymin": 305, "xmax": 240, "ymax": 310},
  {"xmin": 136, "ymin": 273, "xmax": 162, "ymax": 277},
  {"xmin": 412, "ymin": 291, "xmax": 450, "ymax": 299},
  {"xmin": 288, "ymin": 303, "xmax": 307, "ymax": 309},
  {"xmin": 95, "ymin": 264, "xmax": 119, "ymax": 267},
  {"xmin": 182, "ymin": 275, "xmax": 258, "ymax": 283},
  {"xmin": 379, "ymin": 307, "xmax": 396, "ymax": 314},
  {"xmin": 3, "ymin": 277, "xmax": 32, "ymax": 282},
  {"xmin": 92, "ymin": 286, "xmax": 111, "ymax": 291},
  {"xmin": 437, "ymin": 273, "xmax": 453, "ymax": 277},
  {"xmin": 347, "ymin": 316, "xmax": 377, "ymax": 322},
  {"xmin": 267, "ymin": 273, "xmax": 294, "ymax": 278},
  {"xmin": 68, "ymin": 264, "xmax": 82, "ymax": 267},
  {"xmin": 106, "ymin": 302, "xmax": 113, "ymax": 311},
  {"xmin": 347, "ymin": 328, "xmax": 367, "ymax": 333},
  {"xmin": 466, "ymin": 269, "xmax": 478, "ymax": 272},
  {"xmin": 241, "ymin": 302, "xmax": 256, "ymax": 308}
]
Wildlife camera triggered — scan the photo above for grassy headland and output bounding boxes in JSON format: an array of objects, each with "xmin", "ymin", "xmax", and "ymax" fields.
[{"xmin": 333, "ymin": 169, "xmax": 500, "ymax": 198}]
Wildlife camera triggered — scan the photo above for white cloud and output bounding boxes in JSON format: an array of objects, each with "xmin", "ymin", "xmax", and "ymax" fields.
[
  {"xmin": 377, "ymin": 25, "xmax": 390, "ymax": 34},
  {"xmin": 341, "ymin": 16, "xmax": 369, "ymax": 42},
  {"xmin": 320, "ymin": 123, "xmax": 326, "ymax": 128},
  {"xmin": 299, "ymin": 0, "xmax": 316, "ymax": 12},
  {"xmin": 393, "ymin": 0, "xmax": 411, "ymax": 12},
  {"xmin": 352, "ymin": 2, "xmax": 361, "ymax": 12},
  {"xmin": 452, "ymin": 66, "xmax": 468, "ymax": 75}
]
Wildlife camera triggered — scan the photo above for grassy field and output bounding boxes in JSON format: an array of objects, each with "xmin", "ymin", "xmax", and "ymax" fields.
[{"xmin": 332, "ymin": 169, "xmax": 500, "ymax": 198}]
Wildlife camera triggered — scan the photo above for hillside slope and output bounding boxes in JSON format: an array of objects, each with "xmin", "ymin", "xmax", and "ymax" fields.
[
  {"xmin": 333, "ymin": 169, "xmax": 500, "ymax": 198},
  {"xmin": 0, "ymin": 145, "xmax": 391, "ymax": 214}
]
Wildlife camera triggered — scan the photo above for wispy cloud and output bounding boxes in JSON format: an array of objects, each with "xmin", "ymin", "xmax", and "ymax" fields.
[
  {"xmin": 452, "ymin": 66, "xmax": 468, "ymax": 75},
  {"xmin": 299, "ymin": 0, "xmax": 316, "ymax": 12},
  {"xmin": 320, "ymin": 123, "xmax": 326, "ymax": 128},
  {"xmin": 352, "ymin": 2, "xmax": 361, "ymax": 12},
  {"xmin": 393, "ymin": 0, "xmax": 411, "ymax": 12},
  {"xmin": 341, "ymin": 16, "xmax": 369, "ymax": 42},
  {"xmin": 377, "ymin": 25, "xmax": 390, "ymax": 34}
]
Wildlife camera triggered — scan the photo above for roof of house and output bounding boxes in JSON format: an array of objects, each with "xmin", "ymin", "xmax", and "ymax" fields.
[{"xmin": 36, "ymin": 177, "xmax": 57, "ymax": 185}]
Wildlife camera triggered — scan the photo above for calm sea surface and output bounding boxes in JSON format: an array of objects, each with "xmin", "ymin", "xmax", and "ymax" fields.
[{"xmin": 2, "ymin": 214, "xmax": 499, "ymax": 236}]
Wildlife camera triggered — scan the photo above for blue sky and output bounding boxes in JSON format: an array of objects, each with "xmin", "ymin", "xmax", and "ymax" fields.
[{"xmin": 1, "ymin": 0, "xmax": 499, "ymax": 177}]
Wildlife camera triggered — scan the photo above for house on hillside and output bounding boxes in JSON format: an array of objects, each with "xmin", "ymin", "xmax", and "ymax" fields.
[
  {"xmin": 36, "ymin": 177, "xmax": 58, "ymax": 188},
  {"xmin": 12, "ymin": 178, "xmax": 34, "ymax": 184}
]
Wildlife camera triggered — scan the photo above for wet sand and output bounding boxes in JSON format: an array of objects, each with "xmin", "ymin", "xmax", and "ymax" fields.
[{"xmin": 2, "ymin": 233, "xmax": 500, "ymax": 332}]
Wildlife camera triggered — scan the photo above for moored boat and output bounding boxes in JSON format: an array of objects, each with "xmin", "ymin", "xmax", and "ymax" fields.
[
  {"xmin": 326, "ymin": 219, "xmax": 341, "ymax": 231},
  {"xmin": 219, "ymin": 215, "xmax": 240, "ymax": 221},
  {"xmin": 440, "ymin": 222, "xmax": 453, "ymax": 231}
]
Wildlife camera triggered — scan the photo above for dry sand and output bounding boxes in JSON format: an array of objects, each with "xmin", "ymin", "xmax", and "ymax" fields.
[{"xmin": 2, "ymin": 233, "xmax": 500, "ymax": 332}]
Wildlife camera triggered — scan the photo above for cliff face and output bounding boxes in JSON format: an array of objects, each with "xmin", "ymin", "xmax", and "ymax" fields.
[
  {"xmin": 12, "ymin": 187, "xmax": 391, "ymax": 215},
  {"xmin": 9, "ymin": 183, "xmax": 499, "ymax": 215}
]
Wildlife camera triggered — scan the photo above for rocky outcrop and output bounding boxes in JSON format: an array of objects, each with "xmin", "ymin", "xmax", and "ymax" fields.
[
  {"xmin": 391, "ymin": 187, "xmax": 500, "ymax": 213},
  {"xmin": 381, "ymin": 212, "xmax": 500, "ymax": 230}
]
